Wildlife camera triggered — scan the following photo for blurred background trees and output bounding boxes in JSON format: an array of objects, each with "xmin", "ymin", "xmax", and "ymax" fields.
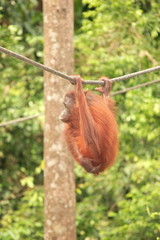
[{"xmin": 0, "ymin": 0, "xmax": 160, "ymax": 239}]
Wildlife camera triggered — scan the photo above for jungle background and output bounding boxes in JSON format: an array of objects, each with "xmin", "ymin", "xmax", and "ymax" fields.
[{"xmin": 0, "ymin": 0, "xmax": 160, "ymax": 239}]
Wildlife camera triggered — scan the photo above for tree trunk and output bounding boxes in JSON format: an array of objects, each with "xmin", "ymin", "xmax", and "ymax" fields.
[{"xmin": 43, "ymin": 0, "xmax": 76, "ymax": 239}]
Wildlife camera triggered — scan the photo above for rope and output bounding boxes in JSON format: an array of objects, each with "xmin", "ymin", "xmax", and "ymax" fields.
[
  {"xmin": 0, "ymin": 46, "xmax": 160, "ymax": 85},
  {"xmin": 112, "ymin": 79, "xmax": 160, "ymax": 96},
  {"xmin": 0, "ymin": 113, "xmax": 44, "ymax": 127},
  {"xmin": 0, "ymin": 46, "xmax": 76, "ymax": 85},
  {"xmin": 0, "ymin": 79, "xmax": 159, "ymax": 127},
  {"xmin": 111, "ymin": 67, "xmax": 160, "ymax": 83}
]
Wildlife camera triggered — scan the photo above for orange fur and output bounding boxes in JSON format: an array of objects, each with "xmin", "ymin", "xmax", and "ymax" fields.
[{"xmin": 62, "ymin": 76, "xmax": 118, "ymax": 174}]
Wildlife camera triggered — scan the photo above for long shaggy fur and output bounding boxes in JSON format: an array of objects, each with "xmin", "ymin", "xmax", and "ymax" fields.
[{"xmin": 62, "ymin": 77, "xmax": 118, "ymax": 174}]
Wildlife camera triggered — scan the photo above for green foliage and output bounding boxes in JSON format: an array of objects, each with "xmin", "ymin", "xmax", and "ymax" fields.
[
  {"xmin": 1, "ymin": 187, "xmax": 44, "ymax": 240},
  {"xmin": 0, "ymin": 0, "xmax": 44, "ymax": 239},
  {"xmin": 0, "ymin": 0, "xmax": 160, "ymax": 239},
  {"xmin": 75, "ymin": 0, "xmax": 160, "ymax": 80},
  {"xmin": 75, "ymin": 0, "xmax": 160, "ymax": 239}
]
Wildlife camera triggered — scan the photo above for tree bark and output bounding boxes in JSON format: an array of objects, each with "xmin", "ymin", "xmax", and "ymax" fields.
[{"xmin": 43, "ymin": 0, "xmax": 76, "ymax": 239}]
